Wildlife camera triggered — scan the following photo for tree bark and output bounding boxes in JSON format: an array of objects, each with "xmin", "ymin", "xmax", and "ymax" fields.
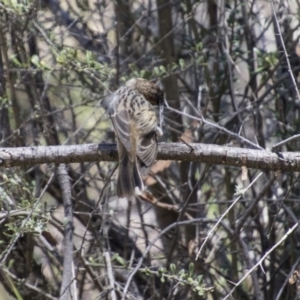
[{"xmin": 1, "ymin": 142, "xmax": 300, "ymax": 172}]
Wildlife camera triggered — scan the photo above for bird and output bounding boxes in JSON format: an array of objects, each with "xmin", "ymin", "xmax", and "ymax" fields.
[{"xmin": 106, "ymin": 78, "xmax": 163, "ymax": 198}]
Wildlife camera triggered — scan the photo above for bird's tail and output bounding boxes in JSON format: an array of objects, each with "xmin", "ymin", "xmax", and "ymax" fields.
[{"xmin": 117, "ymin": 149, "xmax": 144, "ymax": 198}]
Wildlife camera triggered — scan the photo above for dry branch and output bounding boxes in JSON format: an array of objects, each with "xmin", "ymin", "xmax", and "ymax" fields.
[
  {"xmin": 57, "ymin": 164, "xmax": 74, "ymax": 300},
  {"xmin": 0, "ymin": 143, "xmax": 300, "ymax": 172}
]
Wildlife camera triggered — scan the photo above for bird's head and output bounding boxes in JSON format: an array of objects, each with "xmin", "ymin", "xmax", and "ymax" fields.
[{"xmin": 125, "ymin": 78, "xmax": 164, "ymax": 106}]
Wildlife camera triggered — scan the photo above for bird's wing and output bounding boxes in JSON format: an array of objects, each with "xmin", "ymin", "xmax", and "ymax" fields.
[
  {"xmin": 102, "ymin": 94, "xmax": 114, "ymax": 110},
  {"xmin": 110, "ymin": 107, "xmax": 132, "ymax": 153},
  {"xmin": 137, "ymin": 131, "xmax": 158, "ymax": 168}
]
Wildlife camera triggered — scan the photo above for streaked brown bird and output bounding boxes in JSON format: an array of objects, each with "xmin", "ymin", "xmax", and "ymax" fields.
[{"xmin": 106, "ymin": 78, "xmax": 163, "ymax": 198}]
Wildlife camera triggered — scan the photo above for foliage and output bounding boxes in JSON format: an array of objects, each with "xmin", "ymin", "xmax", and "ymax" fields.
[{"xmin": 1, "ymin": 0, "xmax": 300, "ymax": 299}]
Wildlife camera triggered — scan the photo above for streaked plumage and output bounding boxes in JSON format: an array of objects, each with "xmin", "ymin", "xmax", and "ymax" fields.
[{"xmin": 107, "ymin": 78, "xmax": 163, "ymax": 198}]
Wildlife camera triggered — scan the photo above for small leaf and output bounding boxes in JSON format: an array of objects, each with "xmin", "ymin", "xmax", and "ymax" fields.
[
  {"xmin": 8, "ymin": 259, "xmax": 15, "ymax": 269},
  {"xmin": 153, "ymin": 66, "xmax": 160, "ymax": 75},
  {"xmin": 159, "ymin": 65, "xmax": 166, "ymax": 73},
  {"xmin": 139, "ymin": 70, "xmax": 146, "ymax": 77},
  {"xmin": 31, "ymin": 55, "xmax": 40, "ymax": 67},
  {"xmin": 179, "ymin": 58, "xmax": 185, "ymax": 69},
  {"xmin": 86, "ymin": 51, "xmax": 92, "ymax": 62},
  {"xmin": 187, "ymin": 277, "xmax": 194, "ymax": 284},
  {"xmin": 170, "ymin": 263, "xmax": 176, "ymax": 273},
  {"xmin": 115, "ymin": 254, "xmax": 126, "ymax": 266},
  {"xmin": 188, "ymin": 262, "xmax": 194, "ymax": 276},
  {"xmin": 8, "ymin": 178, "xmax": 18, "ymax": 185},
  {"xmin": 40, "ymin": 60, "xmax": 51, "ymax": 70},
  {"xmin": 10, "ymin": 56, "xmax": 22, "ymax": 67},
  {"xmin": 195, "ymin": 42, "xmax": 203, "ymax": 51},
  {"xmin": 171, "ymin": 63, "xmax": 178, "ymax": 71}
]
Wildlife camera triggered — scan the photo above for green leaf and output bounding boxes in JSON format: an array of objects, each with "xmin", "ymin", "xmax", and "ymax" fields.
[
  {"xmin": 86, "ymin": 51, "xmax": 92, "ymax": 62},
  {"xmin": 188, "ymin": 277, "xmax": 194, "ymax": 284},
  {"xmin": 171, "ymin": 63, "xmax": 178, "ymax": 71},
  {"xmin": 195, "ymin": 42, "xmax": 203, "ymax": 52},
  {"xmin": 40, "ymin": 60, "xmax": 51, "ymax": 70},
  {"xmin": 139, "ymin": 70, "xmax": 146, "ymax": 77},
  {"xmin": 10, "ymin": 55, "xmax": 22, "ymax": 67},
  {"xmin": 31, "ymin": 55, "xmax": 40, "ymax": 67},
  {"xmin": 170, "ymin": 263, "xmax": 176, "ymax": 273},
  {"xmin": 88, "ymin": 256, "xmax": 95, "ymax": 263},
  {"xmin": 159, "ymin": 65, "xmax": 166, "ymax": 73},
  {"xmin": 112, "ymin": 254, "xmax": 126, "ymax": 266},
  {"xmin": 8, "ymin": 178, "xmax": 18, "ymax": 185},
  {"xmin": 8, "ymin": 259, "xmax": 15, "ymax": 269},
  {"xmin": 179, "ymin": 58, "xmax": 185, "ymax": 69},
  {"xmin": 188, "ymin": 262, "xmax": 194, "ymax": 276},
  {"xmin": 153, "ymin": 66, "xmax": 160, "ymax": 75}
]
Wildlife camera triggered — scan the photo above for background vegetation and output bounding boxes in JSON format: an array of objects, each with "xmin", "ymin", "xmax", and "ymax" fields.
[{"xmin": 1, "ymin": 0, "xmax": 300, "ymax": 299}]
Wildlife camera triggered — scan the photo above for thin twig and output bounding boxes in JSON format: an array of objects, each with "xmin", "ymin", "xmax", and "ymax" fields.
[
  {"xmin": 223, "ymin": 222, "xmax": 299, "ymax": 300},
  {"xmin": 235, "ymin": 175, "xmax": 276, "ymax": 233},
  {"xmin": 178, "ymin": 137, "xmax": 194, "ymax": 152},
  {"xmin": 195, "ymin": 172, "xmax": 263, "ymax": 260},
  {"xmin": 275, "ymin": 256, "xmax": 300, "ymax": 300},
  {"xmin": 165, "ymin": 105, "xmax": 263, "ymax": 150},
  {"xmin": 270, "ymin": 0, "xmax": 300, "ymax": 103},
  {"xmin": 272, "ymin": 134, "xmax": 300, "ymax": 151},
  {"xmin": 1, "ymin": 267, "xmax": 58, "ymax": 300},
  {"xmin": 238, "ymin": 237, "xmax": 263, "ymax": 300},
  {"xmin": 104, "ymin": 251, "xmax": 117, "ymax": 300},
  {"xmin": 121, "ymin": 217, "xmax": 232, "ymax": 300},
  {"xmin": 0, "ymin": 173, "xmax": 54, "ymax": 265}
]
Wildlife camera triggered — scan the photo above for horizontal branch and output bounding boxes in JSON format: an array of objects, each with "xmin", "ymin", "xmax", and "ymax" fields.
[{"xmin": 0, "ymin": 143, "xmax": 300, "ymax": 172}]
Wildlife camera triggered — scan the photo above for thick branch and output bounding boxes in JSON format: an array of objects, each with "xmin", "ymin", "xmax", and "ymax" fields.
[{"xmin": 0, "ymin": 143, "xmax": 300, "ymax": 172}]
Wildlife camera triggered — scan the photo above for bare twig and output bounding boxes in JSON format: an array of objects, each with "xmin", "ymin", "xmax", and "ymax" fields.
[
  {"xmin": 165, "ymin": 105, "xmax": 263, "ymax": 149},
  {"xmin": 235, "ymin": 175, "xmax": 276, "ymax": 233},
  {"xmin": 0, "ymin": 23, "xmax": 21, "ymax": 134},
  {"xmin": 104, "ymin": 251, "xmax": 117, "ymax": 300},
  {"xmin": 44, "ymin": 0, "xmax": 109, "ymax": 59},
  {"xmin": 56, "ymin": 164, "xmax": 74, "ymax": 300},
  {"xmin": 270, "ymin": 0, "xmax": 300, "ymax": 103},
  {"xmin": 238, "ymin": 237, "xmax": 263, "ymax": 300},
  {"xmin": 275, "ymin": 256, "xmax": 300, "ymax": 300},
  {"xmin": 121, "ymin": 217, "xmax": 232, "ymax": 300},
  {"xmin": 1, "ymin": 267, "xmax": 57, "ymax": 300},
  {"xmin": 224, "ymin": 222, "xmax": 299, "ymax": 300},
  {"xmin": 0, "ymin": 173, "xmax": 54, "ymax": 265},
  {"xmin": 272, "ymin": 134, "xmax": 300, "ymax": 151},
  {"xmin": 196, "ymin": 172, "xmax": 263, "ymax": 260}
]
